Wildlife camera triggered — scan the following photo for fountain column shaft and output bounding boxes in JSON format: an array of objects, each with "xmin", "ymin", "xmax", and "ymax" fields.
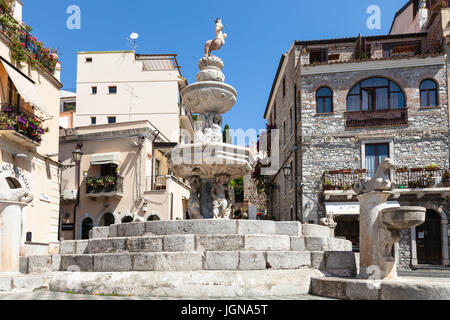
[{"xmin": 0, "ymin": 202, "xmax": 25, "ymax": 273}]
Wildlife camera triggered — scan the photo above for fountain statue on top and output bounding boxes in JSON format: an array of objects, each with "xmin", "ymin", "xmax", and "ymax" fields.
[
  {"xmin": 169, "ymin": 19, "xmax": 252, "ymax": 219},
  {"xmin": 352, "ymin": 158, "xmax": 426, "ymax": 280}
]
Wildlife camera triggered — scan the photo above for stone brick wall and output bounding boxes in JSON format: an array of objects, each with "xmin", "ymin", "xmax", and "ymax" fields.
[
  {"xmin": 243, "ymin": 172, "xmax": 267, "ymax": 211},
  {"xmin": 299, "ymin": 61, "xmax": 449, "ymax": 222}
]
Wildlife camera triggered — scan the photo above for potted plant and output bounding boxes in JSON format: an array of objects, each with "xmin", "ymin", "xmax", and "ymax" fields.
[
  {"xmin": 408, "ymin": 181, "xmax": 419, "ymax": 188},
  {"xmin": 324, "ymin": 179, "xmax": 334, "ymax": 190},
  {"xmin": 95, "ymin": 178, "xmax": 105, "ymax": 187},
  {"xmin": 105, "ymin": 176, "xmax": 116, "ymax": 185},
  {"xmin": 86, "ymin": 177, "xmax": 95, "ymax": 187},
  {"xmin": 340, "ymin": 169, "xmax": 352, "ymax": 174},
  {"xmin": 354, "ymin": 169, "xmax": 367, "ymax": 174},
  {"xmin": 425, "ymin": 163, "xmax": 440, "ymax": 172},
  {"xmin": 396, "ymin": 167, "xmax": 409, "ymax": 173},
  {"xmin": 410, "ymin": 168, "xmax": 424, "ymax": 172}
]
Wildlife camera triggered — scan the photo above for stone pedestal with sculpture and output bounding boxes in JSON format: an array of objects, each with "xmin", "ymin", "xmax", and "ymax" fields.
[{"xmin": 170, "ymin": 18, "xmax": 252, "ymax": 219}]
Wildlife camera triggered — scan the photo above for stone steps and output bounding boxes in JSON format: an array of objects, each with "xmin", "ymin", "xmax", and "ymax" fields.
[
  {"xmin": 56, "ymin": 251, "xmax": 313, "ymax": 272},
  {"xmin": 88, "ymin": 220, "xmax": 332, "ymax": 239},
  {"xmin": 58, "ymin": 234, "xmax": 352, "ymax": 255},
  {"xmin": 0, "ymin": 274, "xmax": 51, "ymax": 293}
]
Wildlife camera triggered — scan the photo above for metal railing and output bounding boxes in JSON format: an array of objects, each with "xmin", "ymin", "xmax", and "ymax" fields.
[
  {"xmin": 0, "ymin": 103, "xmax": 45, "ymax": 143},
  {"xmin": 145, "ymin": 175, "xmax": 168, "ymax": 191},
  {"xmin": 323, "ymin": 168, "xmax": 450, "ymax": 191},
  {"xmin": 345, "ymin": 109, "xmax": 408, "ymax": 128},
  {"xmin": 86, "ymin": 176, "xmax": 124, "ymax": 195}
]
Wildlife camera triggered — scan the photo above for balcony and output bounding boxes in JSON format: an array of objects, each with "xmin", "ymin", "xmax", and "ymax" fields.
[
  {"xmin": 146, "ymin": 175, "xmax": 168, "ymax": 191},
  {"xmin": 85, "ymin": 176, "xmax": 124, "ymax": 198},
  {"xmin": 0, "ymin": 104, "xmax": 45, "ymax": 146},
  {"xmin": 0, "ymin": 8, "xmax": 59, "ymax": 74},
  {"xmin": 323, "ymin": 167, "xmax": 450, "ymax": 200},
  {"xmin": 345, "ymin": 109, "xmax": 408, "ymax": 128}
]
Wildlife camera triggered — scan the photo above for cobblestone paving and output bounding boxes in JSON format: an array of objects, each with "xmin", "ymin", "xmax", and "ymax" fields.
[{"xmin": 0, "ymin": 290, "xmax": 334, "ymax": 300}]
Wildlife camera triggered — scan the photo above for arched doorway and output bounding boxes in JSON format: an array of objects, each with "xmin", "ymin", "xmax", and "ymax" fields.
[
  {"xmin": 81, "ymin": 217, "xmax": 93, "ymax": 240},
  {"xmin": 416, "ymin": 209, "xmax": 442, "ymax": 265},
  {"xmin": 147, "ymin": 214, "xmax": 160, "ymax": 221},
  {"xmin": 121, "ymin": 216, "xmax": 133, "ymax": 223},
  {"xmin": 100, "ymin": 212, "xmax": 115, "ymax": 226},
  {"xmin": 6, "ymin": 177, "xmax": 21, "ymax": 189}
]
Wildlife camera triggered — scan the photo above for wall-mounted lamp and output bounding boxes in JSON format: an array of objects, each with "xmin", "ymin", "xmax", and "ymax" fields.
[{"xmin": 14, "ymin": 153, "xmax": 28, "ymax": 159}]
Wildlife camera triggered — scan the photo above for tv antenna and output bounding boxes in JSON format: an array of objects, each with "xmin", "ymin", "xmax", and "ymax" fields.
[{"xmin": 128, "ymin": 32, "xmax": 139, "ymax": 50}]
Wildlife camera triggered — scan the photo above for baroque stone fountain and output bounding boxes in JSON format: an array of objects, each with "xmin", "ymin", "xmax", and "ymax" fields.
[
  {"xmin": 352, "ymin": 158, "xmax": 426, "ymax": 280},
  {"xmin": 169, "ymin": 18, "xmax": 252, "ymax": 219}
]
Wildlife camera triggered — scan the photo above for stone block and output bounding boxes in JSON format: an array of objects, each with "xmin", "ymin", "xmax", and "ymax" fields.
[
  {"xmin": 61, "ymin": 255, "xmax": 94, "ymax": 272},
  {"xmin": 266, "ymin": 251, "xmax": 311, "ymax": 269},
  {"xmin": 109, "ymin": 224, "xmax": 118, "ymax": 237},
  {"xmin": 163, "ymin": 235, "xmax": 195, "ymax": 252},
  {"xmin": 237, "ymin": 220, "xmax": 275, "ymax": 235},
  {"xmin": 204, "ymin": 251, "xmax": 239, "ymax": 270},
  {"xmin": 244, "ymin": 235, "xmax": 290, "ymax": 251},
  {"xmin": 133, "ymin": 252, "xmax": 203, "ymax": 271},
  {"xmin": 59, "ymin": 241, "xmax": 76, "ymax": 255},
  {"xmin": 91, "ymin": 227, "xmax": 110, "ymax": 239},
  {"xmin": 380, "ymin": 281, "xmax": 450, "ymax": 300},
  {"xmin": 27, "ymin": 255, "xmax": 51, "ymax": 274},
  {"xmin": 13, "ymin": 276, "xmax": 47, "ymax": 291},
  {"xmin": 275, "ymin": 222, "xmax": 302, "ymax": 236},
  {"xmin": 195, "ymin": 234, "xmax": 244, "ymax": 251},
  {"xmin": 304, "ymin": 237, "xmax": 328, "ymax": 251},
  {"xmin": 310, "ymin": 252, "xmax": 326, "ymax": 270},
  {"xmin": 88, "ymin": 238, "xmax": 127, "ymax": 254},
  {"xmin": 19, "ymin": 257, "xmax": 28, "ymax": 274},
  {"xmin": 117, "ymin": 222, "xmax": 146, "ymax": 237},
  {"xmin": 290, "ymin": 237, "xmax": 306, "ymax": 251},
  {"xmin": 51, "ymin": 255, "xmax": 61, "ymax": 272},
  {"xmin": 324, "ymin": 251, "xmax": 357, "ymax": 277},
  {"xmin": 302, "ymin": 224, "xmax": 330, "ymax": 238},
  {"xmin": 146, "ymin": 220, "xmax": 238, "ymax": 235},
  {"xmin": 310, "ymin": 277, "xmax": 347, "ymax": 300},
  {"xmin": 75, "ymin": 240, "xmax": 89, "ymax": 254},
  {"xmin": 94, "ymin": 254, "xmax": 132, "ymax": 272},
  {"xmin": 238, "ymin": 251, "xmax": 266, "ymax": 270},
  {"xmin": 327, "ymin": 238, "xmax": 353, "ymax": 251},
  {"xmin": 127, "ymin": 236, "xmax": 163, "ymax": 252},
  {"xmin": 48, "ymin": 242, "xmax": 60, "ymax": 255},
  {"xmin": 346, "ymin": 280, "xmax": 380, "ymax": 300},
  {"xmin": 0, "ymin": 277, "xmax": 12, "ymax": 292}
]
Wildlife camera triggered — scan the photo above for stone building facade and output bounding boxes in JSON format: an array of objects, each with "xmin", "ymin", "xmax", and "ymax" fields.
[{"xmin": 262, "ymin": 1, "xmax": 450, "ymax": 269}]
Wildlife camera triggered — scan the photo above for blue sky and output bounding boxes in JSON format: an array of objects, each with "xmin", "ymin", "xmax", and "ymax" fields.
[{"xmin": 22, "ymin": 0, "xmax": 407, "ymax": 133}]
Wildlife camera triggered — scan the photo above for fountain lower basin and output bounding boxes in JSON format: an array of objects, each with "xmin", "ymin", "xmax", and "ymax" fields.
[{"xmin": 381, "ymin": 206, "xmax": 426, "ymax": 230}]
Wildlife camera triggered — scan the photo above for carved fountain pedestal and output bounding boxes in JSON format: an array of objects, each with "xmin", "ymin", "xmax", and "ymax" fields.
[{"xmin": 170, "ymin": 51, "xmax": 251, "ymax": 219}]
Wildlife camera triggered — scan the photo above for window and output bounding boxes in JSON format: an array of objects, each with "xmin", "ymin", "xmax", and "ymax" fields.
[
  {"xmin": 309, "ymin": 48, "xmax": 328, "ymax": 64},
  {"xmin": 63, "ymin": 102, "xmax": 76, "ymax": 112},
  {"xmin": 290, "ymin": 161, "xmax": 294, "ymax": 190},
  {"xmin": 85, "ymin": 57, "xmax": 93, "ymax": 63},
  {"xmin": 155, "ymin": 159, "xmax": 161, "ymax": 176},
  {"xmin": 365, "ymin": 143, "xmax": 389, "ymax": 178},
  {"xmin": 382, "ymin": 42, "xmax": 421, "ymax": 58},
  {"xmin": 282, "ymin": 77, "xmax": 286, "ymax": 98},
  {"xmin": 8, "ymin": 77, "xmax": 20, "ymax": 106},
  {"xmin": 90, "ymin": 117, "xmax": 96, "ymax": 125},
  {"xmin": 108, "ymin": 86, "xmax": 117, "ymax": 94},
  {"xmin": 91, "ymin": 86, "xmax": 97, "ymax": 94},
  {"xmin": 283, "ymin": 121, "xmax": 286, "ymax": 145},
  {"xmin": 81, "ymin": 218, "xmax": 93, "ymax": 240},
  {"xmin": 273, "ymin": 103, "xmax": 277, "ymax": 123},
  {"xmin": 316, "ymin": 87, "xmax": 333, "ymax": 113},
  {"xmin": 108, "ymin": 116, "xmax": 116, "ymax": 124},
  {"xmin": 420, "ymin": 79, "xmax": 438, "ymax": 107},
  {"xmin": 346, "ymin": 77, "xmax": 405, "ymax": 112}
]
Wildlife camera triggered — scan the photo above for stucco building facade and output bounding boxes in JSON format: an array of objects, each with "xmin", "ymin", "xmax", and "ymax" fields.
[{"xmin": 263, "ymin": 0, "xmax": 450, "ymax": 269}]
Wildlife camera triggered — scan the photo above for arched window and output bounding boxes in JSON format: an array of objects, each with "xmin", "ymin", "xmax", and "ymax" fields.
[
  {"xmin": 121, "ymin": 216, "xmax": 133, "ymax": 224},
  {"xmin": 346, "ymin": 77, "xmax": 405, "ymax": 112},
  {"xmin": 5, "ymin": 177, "xmax": 21, "ymax": 189},
  {"xmin": 100, "ymin": 212, "xmax": 115, "ymax": 227},
  {"xmin": 147, "ymin": 214, "xmax": 160, "ymax": 221},
  {"xmin": 316, "ymin": 87, "xmax": 333, "ymax": 113},
  {"xmin": 81, "ymin": 218, "xmax": 93, "ymax": 240},
  {"xmin": 420, "ymin": 79, "xmax": 438, "ymax": 107}
]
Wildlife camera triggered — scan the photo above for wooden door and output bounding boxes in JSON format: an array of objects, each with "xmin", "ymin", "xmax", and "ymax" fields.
[{"xmin": 416, "ymin": 210, "xmax": 442, "ymax": 265}]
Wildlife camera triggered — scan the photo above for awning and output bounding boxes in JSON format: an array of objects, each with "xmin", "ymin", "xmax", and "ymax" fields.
[
  {"xmin": 325, "ymin": 201, "xmax": 400, "ymax": 216},
  {"xmin": 0, "ymin": 60, "xmax": 51, "ymax": 119},
  {"xmin": 90, "ymin": 152, "xmax": 121, "ymax": 166}
]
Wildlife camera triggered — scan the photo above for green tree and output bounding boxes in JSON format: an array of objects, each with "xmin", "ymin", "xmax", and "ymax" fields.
[
  {"xmin": 223, "ymin": 124, "xmax": 232, "ymax": 144},
  {"xmin": 231, "ymin": 177, "xmax": 244, "ymax": 203}
]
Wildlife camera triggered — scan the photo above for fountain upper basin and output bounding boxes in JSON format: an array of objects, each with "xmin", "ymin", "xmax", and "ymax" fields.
[
  {"xmin": 181, "ymin": 81, "xmax": 237, "ymax": 114},
  {"xmin": 381, "ymin": 206, "xmax": 426, "ymax": 230}
]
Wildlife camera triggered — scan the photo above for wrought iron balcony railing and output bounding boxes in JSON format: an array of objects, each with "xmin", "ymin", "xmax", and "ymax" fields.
[
  {"xmin": 323, "ymin": 167, "xmax": 450, "ymax": 191},
  {"xmin": 86, "ymin": 176, "xmax": 124, "ymax": 195},
  {"xmin": 345, "ymin": 109, "xmax": 408, "ymax": 128},
  {"xmin": 0, "ymin": 103, "xmax": 45, "ymax": 143}
]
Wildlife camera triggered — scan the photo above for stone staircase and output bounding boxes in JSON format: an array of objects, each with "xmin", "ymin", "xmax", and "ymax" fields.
[{"xmin": 15, "ymin": 220, "xmax": 358, "ymax": 297}]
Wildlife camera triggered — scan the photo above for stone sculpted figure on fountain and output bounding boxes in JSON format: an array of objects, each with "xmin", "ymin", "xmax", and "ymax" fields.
[
  {"xmin": 204, "ymin": 18, "xmax": 227, "ymax": 57},
  {"xmin": 211, "ymin": 175, "xmax": 230, "ymax": 219},
  {"xmin": 188, "ymin": 176, "xmax": 202, "ymax": 219}
]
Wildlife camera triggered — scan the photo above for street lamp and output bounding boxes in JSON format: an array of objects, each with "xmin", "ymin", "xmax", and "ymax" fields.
[{"xmin": 72, "ymin": 147, "xmax": 82, "ymax": 163}]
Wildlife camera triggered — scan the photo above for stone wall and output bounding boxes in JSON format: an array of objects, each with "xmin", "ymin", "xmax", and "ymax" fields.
[{"xmin": 243, "ymin": 173, "xmax": 267, "ymax": 212}]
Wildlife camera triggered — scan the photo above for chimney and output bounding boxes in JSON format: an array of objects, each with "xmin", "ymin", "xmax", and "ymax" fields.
[{"xmin": 419, "ymin": 0, "xmax": 429, "ymax": 31}]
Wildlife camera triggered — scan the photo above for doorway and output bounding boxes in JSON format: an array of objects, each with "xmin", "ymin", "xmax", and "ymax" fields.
[
  {"xmin": 81, "ymin": 217, "xmax": 93, "ymax": 240},
  {"xmin": 416, "ymin": 209, "xmax": 442, "ymax": 265},
  {"xmin": 335, "ymin": 215, "xmax": 360, "ymax": 252},
  {"xmin": 100, "ymin": 212, "xmax": 115, "ymax": 227}
]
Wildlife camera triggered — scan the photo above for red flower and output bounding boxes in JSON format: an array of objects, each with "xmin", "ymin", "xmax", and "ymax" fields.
[{"xmin": 20, "ymin": 43, "xmax": 25, "ymax": 47}]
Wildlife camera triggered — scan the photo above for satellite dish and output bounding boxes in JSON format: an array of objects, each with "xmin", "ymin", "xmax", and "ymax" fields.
[{"xmin": 130, "ymin": 33, "xmax": 139, "ymax": 40}]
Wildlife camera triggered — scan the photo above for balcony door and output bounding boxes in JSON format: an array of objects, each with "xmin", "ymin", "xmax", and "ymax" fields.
[{"xmin": 365, "ymin": 143, "xmax": 389, "ymax": 178}]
